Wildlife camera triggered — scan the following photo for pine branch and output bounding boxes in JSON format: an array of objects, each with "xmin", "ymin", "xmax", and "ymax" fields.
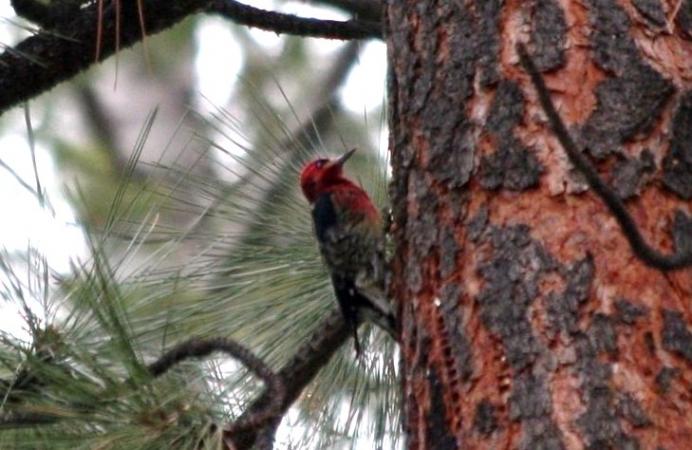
[
  {"xmin": 0, "ymin": 314, "xmax": 351, "ymax": 447},
  {"xmin": 517, "ymin": 43, "xmax": 692, "ymax": 271}
]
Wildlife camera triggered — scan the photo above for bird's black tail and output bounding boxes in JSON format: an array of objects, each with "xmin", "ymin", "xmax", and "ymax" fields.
[{"xmin": 331, "ymin": 275, "xmax": 397, "ymax": 356}]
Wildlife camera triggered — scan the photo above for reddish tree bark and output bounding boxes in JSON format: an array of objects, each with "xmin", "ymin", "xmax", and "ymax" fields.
[{"xmin": 385, "ymin": 1, "xmax": 691, "ymax": 449}]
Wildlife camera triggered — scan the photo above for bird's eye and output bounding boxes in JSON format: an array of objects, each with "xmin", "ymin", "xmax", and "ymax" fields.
[{"xmin": 315, "ymin": 159, "xmax": 327, "ymax": 168}]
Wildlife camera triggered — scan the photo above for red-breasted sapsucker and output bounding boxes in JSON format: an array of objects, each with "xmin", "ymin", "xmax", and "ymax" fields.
[{"xmin": 300, "ymin": 149, "xmax": 397, "ymax": 354}]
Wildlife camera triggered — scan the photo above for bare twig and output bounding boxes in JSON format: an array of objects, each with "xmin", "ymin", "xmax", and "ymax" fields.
[
  {"xmin": 207, "ymin": 0, "xmax": 381, "ymax": 40},
  {"xmin": 517, "ymin": 43, "xmax": 692, "ymax": 271}
]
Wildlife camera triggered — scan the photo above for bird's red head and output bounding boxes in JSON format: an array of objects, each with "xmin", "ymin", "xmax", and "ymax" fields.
[{"xmin": 300, "ymin": 148, "xmax": 357, "ymax": 203}]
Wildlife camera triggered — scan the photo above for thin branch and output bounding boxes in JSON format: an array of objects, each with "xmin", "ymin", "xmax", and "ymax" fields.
[
  {"xmin": 517, "ymin": 43, "xmax": 692, "ymax": 271},
  {"xmin": 148, "ymin": 337, "xmax": 285, "ymax": 435},
  {"xmin": 207, "ymin": 0, "xmax": 381, "ymax": 40}
]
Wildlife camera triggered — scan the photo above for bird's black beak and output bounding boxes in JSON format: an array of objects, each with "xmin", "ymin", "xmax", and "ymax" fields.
[{"xmin": 335, "ymin": 148, "xmax": 357, "ymax": 167}]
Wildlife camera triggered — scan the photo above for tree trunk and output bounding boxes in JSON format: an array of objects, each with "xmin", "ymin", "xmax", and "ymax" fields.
[{"xmin": 385, "ymin": 1, "xmax": 691, "ymax": 449}]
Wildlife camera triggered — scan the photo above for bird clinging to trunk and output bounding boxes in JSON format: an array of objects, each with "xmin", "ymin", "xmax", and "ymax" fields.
[{"xmin": 300, "ymin": 149, "xmax": 397, "ymax": 355}]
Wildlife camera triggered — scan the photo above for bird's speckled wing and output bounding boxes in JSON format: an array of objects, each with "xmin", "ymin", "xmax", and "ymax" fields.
[
  {"xmin": 312, "ymin": 189, "xmax": 383, "ymax": 281},
  {"xmin": 312, "ymin": 190, "xmax": 395, "ymax": 346}
]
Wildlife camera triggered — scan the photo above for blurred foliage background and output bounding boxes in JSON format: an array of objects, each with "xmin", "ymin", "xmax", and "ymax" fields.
[{"xmin": 0, "ymin": 1, "xmax": 399, "ymax": 448}]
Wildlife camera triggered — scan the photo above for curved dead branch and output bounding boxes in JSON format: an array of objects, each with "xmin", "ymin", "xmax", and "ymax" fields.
[{"xmin": 148, "ymin": 337, "xmax": 285, "ymax": 435}]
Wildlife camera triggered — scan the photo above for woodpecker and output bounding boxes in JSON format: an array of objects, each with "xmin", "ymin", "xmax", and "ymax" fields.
[{"xmin": 300, "ymin": 149, "xmax": 397, "ymax": 354}]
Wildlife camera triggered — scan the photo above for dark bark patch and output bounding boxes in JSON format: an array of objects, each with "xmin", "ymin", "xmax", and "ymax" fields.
[
  {"xmin": 582, "ymin": 0, "xmax": 675, "ymax": 159},
  {"xmin": 587, "ymin": 314, "xmax": 618, "ymax": 355},
  {"xmin": 617, "ymin": 393, "xmax": 652, "ymax": 427},
  {"xmin": 519, "ymin": 423, "xmax": 567, "ymax": 450},
  {"xmin": 479, "ymin": 141, "xmax": 543, "ymax": 191},
  {"xmin": 422, "ymin": 4, "xmax": 477, "ymax": 189},
  {"xmin": 663, "ymin": 92, "xmax": 692, "ymax": 199},
  {"xmin": 644, "ymin": 331, "xmax": 656, "ymax": 355},
  {"xmin": 476, "ymin": 226, "xmax": 565, "ymax": 448},
  {"xmin": 477, "ymin": 225, "xmax": 555, "ymax": 370},
  {"xmin": 447, "ymin": 190, "xmax": 469, "ymax": 224},
  {"xmin": 574, "ymin": 334, "xmax": 613, "ymax": 390},
  {"xmin": 407, "ymin": 168, "xmax": 439, "ymax": 262},
  {"xmin": 386, "ymin": 2, "xmax": 477, "ymax": 232},
  {"xmin": 676, "ymin": 0, "xmax": 692, "ymax": 39},
  {"xmin": 561, "ymin": 261, "xmax": 641, "ymax": 449},
  {"xmin": 405, "ymin": 257, "xmax": 424, "ymax": 295},
  {"xmin": 672, "ymin": 210, "xmax": 692, "ymax": 256},
  {"xmin": 509, "ymin": 373, "xmax": 552, "ymax": 420},
  {"xmin": 655, "ymin": 366, "xmax": 680, "ymax": 394},
  {"xmin": 614, "ymin": 298, "xmax": 648, "ymax": 325},
  {"xmin": 402, "ymin": 166, "xmax": 427, "ymax": 293},
  {"xmin": 632, "ymin": 0, "xmax": 667, "ymax": 27},
  {"xmin": 619, "ymin": 436, "xmax": 643, "ymax": 450},
  {"xmin": 611, "ymin": 150, "xmax": 655, "ymax": 199},
  {"xmin": 510, "ymin": 374, "xmax": 567, "ymax": 450},
  {"xmin": 661, "ymin": 309, "xmax": 692, "ymax": 362},
  {"xmin": 547, "ymin": 255, "xmax": 595, "ymax": 334},
  {"xmin": 426, "ymin": 113, "xmax": 476, "ymax": 190},
  {"xmin": 530, "ymin": 0, "xmax": 567, "ymax": 71},
  {"xmin": 574, "ymin": 330, "xmax": 641, "ymax": 450},
  {"xmin": 486, "ymin": 81, "xmax": 524, "ymax": 134},
  {"xmin": 476, "ymin": 0, "xmax": 503, "ymax": 87},
  {"xmin": 587, "ymin": 0, "xmax": 640, "ymax": 71},
  {"xmin": 388, "ymin": 152, "xmax": 409, "ymax": 239},
  {"xmin": 576, "ymin": 364, "xmax": 631, "ymax": 448},
  {"xmin": 481, "ymin": 81, "xmax": 543, "ymax": 191},
  {"xmin": 425, "ymin": 369, "xmax": 458, "ymax": 450},
  {"xmin": 467, "ymin": 205, "xmax": 489, "ymax": 242},
  {"xmin": 582, "ymin": 72, "xmax": 673, "ymax": 159},
  {"xmin": 439, "ymin": 225, "xmax": 460, "ymax": 279},
  {"xmin": 439, "ymin": 283, "xmax": 474, "ymax": 381},
  {"xmin": 473, "ymin": 399, "xmax": 498, "ymax": 436}
]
